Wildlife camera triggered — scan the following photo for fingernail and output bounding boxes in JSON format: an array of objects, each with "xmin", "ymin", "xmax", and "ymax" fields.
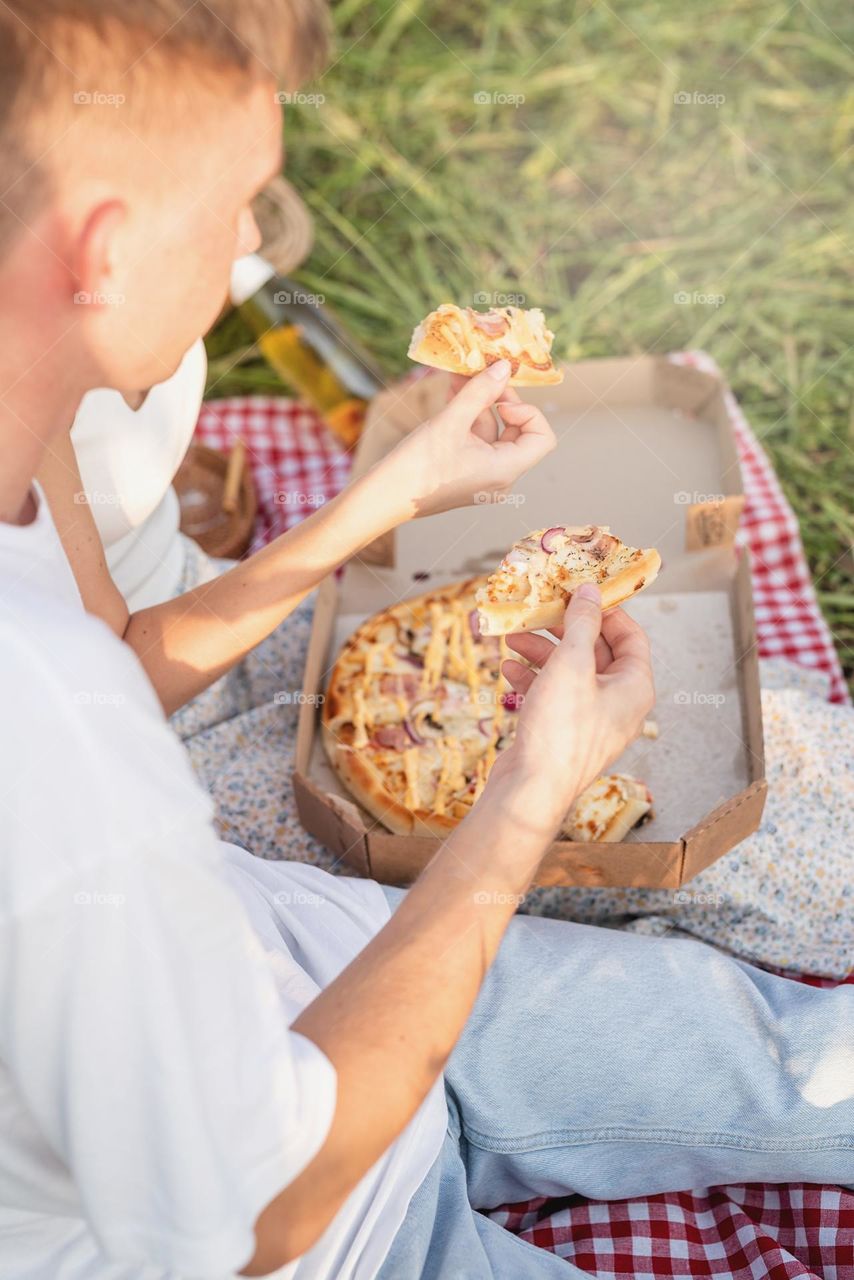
[
  {"xmin": 487, "ymin": 358, "xmax": 511, "ymax": 381},
  {"xmin": 576, "ymin": 583, "xmax": 601, "ymax": 604}
]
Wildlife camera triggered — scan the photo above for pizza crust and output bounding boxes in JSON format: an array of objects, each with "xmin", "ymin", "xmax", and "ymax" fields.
[
  {"xmin": 408, "ymin": 302, "xmax": 564, "ymax": 386},
  {"xmin": 320, "ymin": 723, "xmax": 462, "ymax": 836}
]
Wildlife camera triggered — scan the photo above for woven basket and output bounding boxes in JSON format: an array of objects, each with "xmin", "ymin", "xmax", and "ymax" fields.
[
  {"xmin": 253, "ymin": 176, "xmax": 314, "ymax": 276},
  {"xmin": 174, "ymin": 443, "xmax": 257, "ymax": 560}
]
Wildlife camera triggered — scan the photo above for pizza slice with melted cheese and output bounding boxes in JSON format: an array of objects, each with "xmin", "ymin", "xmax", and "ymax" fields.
[
  {"xmin": 475, "ymin": 525, "xmax": 660, "ymax": 636},
  {"xmin": 408, "ymin": 303, "xmax": 563, "ymax": 386},
  {"xmin": 562, "ymin": 773, "xmax": 653, "ymax": 842}
]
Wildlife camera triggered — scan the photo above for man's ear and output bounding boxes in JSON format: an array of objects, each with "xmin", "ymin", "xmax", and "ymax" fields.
[{"xmin": 70, "ymin": 199, "xmax": 127, "ymax": 307}]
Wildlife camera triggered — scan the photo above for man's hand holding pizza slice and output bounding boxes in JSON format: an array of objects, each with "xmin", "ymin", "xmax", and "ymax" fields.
[{"xmin": 486, "ymin": 585, "xmax": 656, "ymax": 841}]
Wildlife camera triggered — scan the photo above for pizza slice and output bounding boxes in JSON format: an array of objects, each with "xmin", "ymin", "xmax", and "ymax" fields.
[
  {"xmin": 408, "ymin": 302, "xmax": 564, "ymax": 386},
  {"xmin": 475, "ymin": 525, "xmax": 660, "ymax": 636},
  {"xmin": 562, "ymin": 773, "xmax": 653, "ymax": 843}
]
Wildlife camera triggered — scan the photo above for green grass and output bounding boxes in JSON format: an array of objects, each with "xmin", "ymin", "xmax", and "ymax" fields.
[{"xmin": 206, "ymin": 0, "xmax": 854, "ymax": 688}]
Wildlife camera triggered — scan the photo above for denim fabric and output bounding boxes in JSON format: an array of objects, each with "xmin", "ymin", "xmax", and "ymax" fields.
[{"xmin": 379, "ymin": 888, "xmax": 854, "ymax": 1277}]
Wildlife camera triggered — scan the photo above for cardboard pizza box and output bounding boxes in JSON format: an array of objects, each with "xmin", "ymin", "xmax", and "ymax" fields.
[{"xmin": 294, "ymin": 355, "xmax": 766, "ymax": 889}]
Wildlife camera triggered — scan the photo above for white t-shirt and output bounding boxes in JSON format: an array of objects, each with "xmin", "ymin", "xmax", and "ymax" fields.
[
  {"xmin": 0, "ymin": 491, "xmax": 446, "ymax": 1279},
  {"xmin": 70, "ymin": 259, "xmax": 275, "ymax": 612},
  {"xmin": 71, "ymin": 341, "xmax": 207, "ymax": 611}
]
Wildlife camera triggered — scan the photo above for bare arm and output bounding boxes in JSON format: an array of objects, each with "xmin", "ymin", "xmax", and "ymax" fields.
[
  {"xmin": 35, "ymin": 430, "xmax": 131, "ymax": 636},
  {"xmin": 242, "ymin": 591, "xmax": 655, "ymax": 1272},
  {"xmin": 40, "ymin": 364, "xmax": 554, "ymax": 715}
]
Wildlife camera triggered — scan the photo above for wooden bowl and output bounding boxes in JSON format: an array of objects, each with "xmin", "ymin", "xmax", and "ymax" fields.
[{"xmin": 174, "ymin": 443, "xmax": 257, "ymax": 560}]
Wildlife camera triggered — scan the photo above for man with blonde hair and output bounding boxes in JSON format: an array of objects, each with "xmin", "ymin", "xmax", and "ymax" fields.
[{"xmin": 0, "ymin": 4, "xmax": 851, "ymax": 1278}]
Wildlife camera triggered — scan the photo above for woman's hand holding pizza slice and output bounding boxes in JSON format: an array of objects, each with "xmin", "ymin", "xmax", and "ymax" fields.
[
  {"xmin": 382, "ymin": 359, "xmax": 557, "ymax": 518},
  {"xmin": 372, "ymin": 300, "xmax": 566, "ymax": 521}
]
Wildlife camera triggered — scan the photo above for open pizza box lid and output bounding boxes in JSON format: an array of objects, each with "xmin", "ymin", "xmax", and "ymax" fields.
[{"xmin": 294, "ymin": 355, "xmax": 766, "ymax": 889}]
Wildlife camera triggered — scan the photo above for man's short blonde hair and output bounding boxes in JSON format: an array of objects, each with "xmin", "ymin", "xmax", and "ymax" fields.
[{"xmin": 0, "ymin": 0, "xmax": 330, "ymax": 242}]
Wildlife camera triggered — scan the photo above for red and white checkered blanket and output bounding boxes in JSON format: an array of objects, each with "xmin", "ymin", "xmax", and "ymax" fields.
[
  {"xmin": 195, "ymin": 354, "xmax": 853, "ymax": 1277},
  {"xmin": 679, "ymin": 352, "xmax": 849, "ymax": 707}
]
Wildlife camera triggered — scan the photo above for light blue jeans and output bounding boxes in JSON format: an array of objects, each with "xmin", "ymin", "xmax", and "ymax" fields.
[{"xmin": 378, "ymin": 890, "xmax": 854, "ymax": 1278}]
